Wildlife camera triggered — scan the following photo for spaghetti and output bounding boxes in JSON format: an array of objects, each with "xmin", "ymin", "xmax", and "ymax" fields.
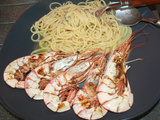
[{"xmin": 30, "ymin": 0, "xmax": 132, "ymax": 54}]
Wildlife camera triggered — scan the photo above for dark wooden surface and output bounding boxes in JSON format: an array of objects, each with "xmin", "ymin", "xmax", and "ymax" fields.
[{"xmin": 0, "ymin": 0, "xmax": 160, "ymax": 120}]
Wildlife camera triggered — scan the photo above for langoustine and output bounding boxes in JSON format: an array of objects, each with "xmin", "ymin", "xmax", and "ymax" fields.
[
  {"xmin": 3, "ymin": 51, "xmax": 68, "ymax": 88},
  {"xmin": 43, "ymin": 54, "xmax": 103, "ymax": 113},
  {"xmin": 97, "ymin": 35, "xmax": 134, "ymax": 113},
  {"xmin": 73, "ymin": 54, "xmax": 108, "ymax": 120},
  {"xmin": 24, "ymin": 49, "xmax": 100, "ymax": 100}
]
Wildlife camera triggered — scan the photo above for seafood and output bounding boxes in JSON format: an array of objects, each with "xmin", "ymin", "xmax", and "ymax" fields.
[
  {"xmin": 43, "ymin": 54, "xmax": 103, "ymax": 113},
  {"xmin": 73, "ymin": 54, "xmax": 108, "ymax": 120},
  {"xmin": 24, "ymin": 49, "xmax": 100, "ymax": 100},
  {"xmin": 97, "ymin": 37, "xmax": 134, "ymax": 113},
  {"xmin": 3, "ymin": 51, "xmax": 68, "ymax": 88}
]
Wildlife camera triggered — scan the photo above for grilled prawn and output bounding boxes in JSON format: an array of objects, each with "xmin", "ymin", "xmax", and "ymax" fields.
[
  {"xmin": 24, "ymin": 49, "xmax": 100, "ymax": 100},
  {"xmin": 3, "ymin": 51, "xmax": 68, "ymax": 88},
  {"xmin": 97, "ymin": 37, "xmax": 134, "ymax": 113},
  {"xmin": 73, "ymin": 54, "xmax": 108, "ymax": 120},
  {"xmin": 43, "ymin": 54, "xmax": 102, "ymax": 113}
]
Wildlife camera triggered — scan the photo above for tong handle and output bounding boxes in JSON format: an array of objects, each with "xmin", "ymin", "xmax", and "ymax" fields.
[
  {"xmin": 142, "ymin": 18, "xmax": 160, "ymax": 27},
  {"xmin": 121, "ymin": 0, "xmax": 160, "ymax": 7}
]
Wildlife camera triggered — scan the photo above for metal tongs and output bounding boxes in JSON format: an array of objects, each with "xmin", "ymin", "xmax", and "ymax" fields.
[
  {"xmin": 113, "ymin": 7, "xmax": 160, "ymax": 27},
  {"xmin": 95, "ymin": 0, "xmax": 160, "ymax": 18}
]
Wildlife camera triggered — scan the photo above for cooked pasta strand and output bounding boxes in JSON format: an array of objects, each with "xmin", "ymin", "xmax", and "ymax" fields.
[{"xmin": 30, "ymin": 0, "xmax": 132, "ymax": 54}]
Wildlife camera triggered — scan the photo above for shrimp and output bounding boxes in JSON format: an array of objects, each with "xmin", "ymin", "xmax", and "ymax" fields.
[
  {"xmin": 3, "ymin": 51, "xmax": 68, "ymax": 88},
  {"xmin": 43, "ymin": 54, "xmax": 102, "ymax": 113},
  {"xmin": 73, "ymin": 54, "xmax": 108, "ymax": 120},
  {"xmin": 97, "ymin": 36, "xmax": 134, "ymax": 113},
  {"xmin": 24, "ymin": 49, "xmax": 100, "ymax": 100}
]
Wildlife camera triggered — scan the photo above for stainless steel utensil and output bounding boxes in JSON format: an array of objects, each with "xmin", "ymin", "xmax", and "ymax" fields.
[
  {"xmin": 95, "ymin": 0, "xmax": 160, "ymax": 18},
  {"xmin": 113, "ymin": 7, "xmax": 160, "ymax": 27}
]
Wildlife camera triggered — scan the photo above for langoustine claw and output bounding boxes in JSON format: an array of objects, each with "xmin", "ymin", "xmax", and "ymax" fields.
[
  {"xmin": 73, "ymin": 54, "xmax": 108, "ymax": 120},
  {"xmin": 3, "ymin": 51, "xmax": 68, "ymax": 88},
  {"xmin": 43, "ymin": 54, "xmax": 102, "ymax": 113},
  {"xmin": 24, "ymin": 49, "xmax": 100, "ymax": 100}
]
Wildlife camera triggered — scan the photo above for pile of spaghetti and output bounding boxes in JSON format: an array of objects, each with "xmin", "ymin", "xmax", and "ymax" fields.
[{"xmin": 30, "ymin": 0, "xmax": 132, "ymax": 54}]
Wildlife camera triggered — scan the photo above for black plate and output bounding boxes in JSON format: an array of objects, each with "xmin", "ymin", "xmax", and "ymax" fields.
[{"xmin": 0, "ymin": 0, "xmax": 160, "ymax": 120}]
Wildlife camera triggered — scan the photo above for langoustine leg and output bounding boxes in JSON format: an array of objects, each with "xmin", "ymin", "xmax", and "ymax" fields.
[{"xmin": 24, "ymin": 49, "xmax": 101, "ymax": 100}]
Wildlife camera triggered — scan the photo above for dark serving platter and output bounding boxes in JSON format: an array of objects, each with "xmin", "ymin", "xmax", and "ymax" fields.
[{"xmin": 0, "ymin": 0, "xmax": 160, "ymax": 120}]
